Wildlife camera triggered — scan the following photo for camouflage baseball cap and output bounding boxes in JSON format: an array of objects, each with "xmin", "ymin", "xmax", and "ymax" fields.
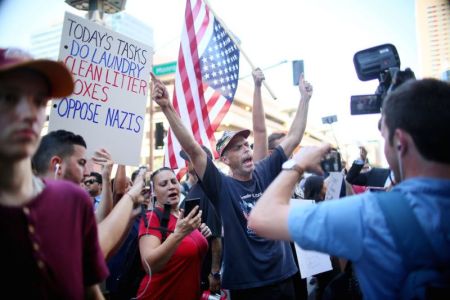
[{"xmin": 216, "ymin": 129, "xmax": 250, "ymax": 157}]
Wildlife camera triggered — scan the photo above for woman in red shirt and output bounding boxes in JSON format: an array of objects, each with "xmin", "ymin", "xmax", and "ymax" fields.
[{"xmin": 137, "ymin": 167, "xmax": 208, "ymax": 300}]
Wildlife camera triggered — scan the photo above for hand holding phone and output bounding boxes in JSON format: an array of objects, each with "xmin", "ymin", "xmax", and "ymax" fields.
[
  {"xmin": 321, "ymin": 150, "xmax": 342, "ymax": 173},
  {"xmin": 140, "ymin": 170, "xmax": 152, "ymax": 201},
  {"xmin": 184, "ymin": 198, "xmax": 200, "ymax": 216}
]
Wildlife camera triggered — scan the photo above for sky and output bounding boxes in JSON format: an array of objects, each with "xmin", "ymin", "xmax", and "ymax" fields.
[{"xmin": 0, "ymin": 0, "xmax": 419, "ymax": 164}]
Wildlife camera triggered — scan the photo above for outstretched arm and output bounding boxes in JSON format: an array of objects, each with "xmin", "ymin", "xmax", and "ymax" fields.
[
  {"xmin": 346, "ymin": 161, "xmax": 367, "ymax": 186},
  {"xmin": 248, "ymin": 144, "xmax": 330, "ymax": 240},
  {"xmin": 93, "ymin": 149, "xmax": 114, "ymax": 223},
  {"xmin": 98, "ymin": 170, "xmax": 146, "ymax": 260},
  {"xmin": 150, "ymin": 73, "xmax": 208, "ymax": 179},
  {"xmin": 113, "ymin": 164, "xmax": 128, "ymax": 205},
  {"xmin": 252, "ymin": 68, "xmax": 268, "ymax": 161},
  {"xmin": 279, "ymin": 73, "xmax": 313, "ymax": 158}
]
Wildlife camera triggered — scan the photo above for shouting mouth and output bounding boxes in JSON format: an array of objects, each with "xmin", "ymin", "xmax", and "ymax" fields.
[
  {"xmin": 242, "ymin": 156, "xmax": 253, "ymax": 168},
  {"xmin": 167, "ymin": 192, "xmax": 179, "ymax": 201}
]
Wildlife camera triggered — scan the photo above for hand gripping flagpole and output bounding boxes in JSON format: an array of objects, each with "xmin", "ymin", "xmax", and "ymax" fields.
[{"xmin": 203, "ymin": 0, "xmax": 278, "ymax": 100}]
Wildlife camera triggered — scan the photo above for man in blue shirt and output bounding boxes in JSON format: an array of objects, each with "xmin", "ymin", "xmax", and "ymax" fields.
[
  {"xmin": 151, "ymin": 72, "xmax": 313, "ymax": 299},
  {"xmin": 84, "ymin": 171, "xmax": 103, "ymax": 210},
  {"xmin": 249, "ymin": 78, "xmax": 450, "ymax": 299}
]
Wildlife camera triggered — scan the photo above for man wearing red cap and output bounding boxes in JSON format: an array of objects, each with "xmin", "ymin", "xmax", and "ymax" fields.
[
  {"xmin": 151, "ymin": 72, "xmax": 313, "ymax": 300},
  {"xmin": 0, "ymin": 48, "xmax": 108, "ymax": 299}
]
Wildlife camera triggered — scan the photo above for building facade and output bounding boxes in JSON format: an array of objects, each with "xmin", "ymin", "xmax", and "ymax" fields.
[{"xmin": 416, "ymin": 0, "xmax": 450, "ymax": 80}]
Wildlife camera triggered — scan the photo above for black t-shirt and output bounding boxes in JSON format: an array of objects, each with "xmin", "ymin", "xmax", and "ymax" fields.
[
  {"xmin": 184, "ymin": 183, "xmax": 222, "ymax": 238},
  {"xmin": 199, "ymin": 146, "xmax": 298, "ymax": 289}
]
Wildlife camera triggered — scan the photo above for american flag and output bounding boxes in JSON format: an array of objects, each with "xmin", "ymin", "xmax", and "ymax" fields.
[{"xmin": 164, "ymin": 0, "xmax": 240, "ymax": 170}]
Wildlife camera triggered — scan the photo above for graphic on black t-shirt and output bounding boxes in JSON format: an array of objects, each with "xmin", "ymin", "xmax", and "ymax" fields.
[{"xmin": 239, "ymin": 192, "xmax": 262, "ymax": 236}]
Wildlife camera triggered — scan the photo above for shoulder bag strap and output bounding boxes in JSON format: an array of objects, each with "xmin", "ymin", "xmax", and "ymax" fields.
[{"xmin": 377, "ymin": 191, "xmax": 439, "ymax": 270}]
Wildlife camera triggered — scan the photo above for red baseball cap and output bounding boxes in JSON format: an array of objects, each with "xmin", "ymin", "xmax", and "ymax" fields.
[{"xmin": 0, "ymin": 48, "xmax": 74, "ymax": 98}]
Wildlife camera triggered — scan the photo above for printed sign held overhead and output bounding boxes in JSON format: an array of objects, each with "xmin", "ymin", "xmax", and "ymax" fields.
[{"xmin": 49, "ymin": 12, "xmax": 153, "ymax": 165}]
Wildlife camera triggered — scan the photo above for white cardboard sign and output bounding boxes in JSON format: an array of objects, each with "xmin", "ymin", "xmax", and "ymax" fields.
[
  {"xmin": 324, "ymin": 172, "xmax": 344, "ymax": 200},
  {"xmin": 291, "ymin": 199, "xmax": 333, "ymax": 278},
  {"xmin": 49, "ymin": 12, "xmax": 153, "ymax": 165}
]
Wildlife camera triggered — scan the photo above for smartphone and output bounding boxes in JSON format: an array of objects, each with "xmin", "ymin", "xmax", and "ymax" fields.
[
  {"xmin": 184, "ymin": 198, "xmax": 200, "ymax": 216},
  {"xmin": 321, "ymin": 150, "xmax": 342, "ymax": 173},
  {"xmin": 292, "ymin": 60, "xmax": 304, "ymax": 86},
  {"xmin": 141, "ymin": 171, "xmax": 152, "ymax": 200},
  {"xmin": 144, "ymin": 171, "xmax": 151, "ymax": 189}
]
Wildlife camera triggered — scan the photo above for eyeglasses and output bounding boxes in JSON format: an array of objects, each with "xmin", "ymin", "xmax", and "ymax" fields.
[{"xmin": 84, "ymin": 179, "xmax": 97, "ymax": 185}]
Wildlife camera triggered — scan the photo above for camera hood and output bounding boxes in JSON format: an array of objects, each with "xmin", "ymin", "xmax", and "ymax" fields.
[{"xmin": 353, "ymin": 44, "xmax": 400, "ymax": 81}]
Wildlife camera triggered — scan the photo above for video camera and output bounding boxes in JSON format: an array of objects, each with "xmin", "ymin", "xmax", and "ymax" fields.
[{"xmin": 350, "ymin": 44, "xmax": 415, "ymax": 115}]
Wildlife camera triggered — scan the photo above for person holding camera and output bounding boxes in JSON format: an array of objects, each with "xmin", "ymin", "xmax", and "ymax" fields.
[
  {"xmin": 249, "ymin": 78, "xmax": 450, "ymax": 299},
  {"xmin": 136, "ymin": 167, "xmax": 209, "ymax": 300}
]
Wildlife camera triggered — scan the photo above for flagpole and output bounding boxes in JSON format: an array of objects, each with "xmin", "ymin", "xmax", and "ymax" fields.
[{"xmin": 203, "ymin": 0, "xmax": 278, "ymax": 100}]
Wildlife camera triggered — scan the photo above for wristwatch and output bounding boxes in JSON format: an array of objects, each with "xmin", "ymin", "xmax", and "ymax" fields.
[
  {"xmin": 210, "ymin": 271, "xmax": 221, "ymax": 280},
  {"xmin": 282, "ymin": 159, "xmax": 304, "ymax": 175}
]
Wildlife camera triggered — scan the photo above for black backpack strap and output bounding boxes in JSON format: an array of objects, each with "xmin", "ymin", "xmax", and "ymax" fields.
[
  {"xmin": 377, "ymin": 191, "xmax": 439, "ymax": 270},
  {"xmin": 147, "ymin": 205, "xmax": 173, "ymax": 242}
]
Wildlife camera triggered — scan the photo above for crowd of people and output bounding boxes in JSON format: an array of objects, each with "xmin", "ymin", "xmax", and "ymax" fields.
[{"xmin": 0, "ymin": 46, "xmax": 449, "ymax": 300}]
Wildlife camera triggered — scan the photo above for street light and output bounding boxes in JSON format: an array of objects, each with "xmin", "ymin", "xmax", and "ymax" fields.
[{"xmin": 65, "ymin": 0, "xmax": 127, "ymax": 22}]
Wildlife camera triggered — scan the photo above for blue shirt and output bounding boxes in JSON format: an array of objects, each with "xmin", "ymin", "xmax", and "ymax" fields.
[
  {"xmin": 93, "ymin": 195, "xmax": 101, "ymax": 211},
  {"xmin": 200, "ymin": 146, "xmax": 298, "ymax": 289},
  {"xmin": 288, "ymin": 178, "xmax": 450, "ymax": 299}
]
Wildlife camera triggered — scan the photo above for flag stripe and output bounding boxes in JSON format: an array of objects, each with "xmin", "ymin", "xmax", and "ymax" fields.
[{"xmin": 165, "ymin": 0, "xmax": 240, "ymax": 170}]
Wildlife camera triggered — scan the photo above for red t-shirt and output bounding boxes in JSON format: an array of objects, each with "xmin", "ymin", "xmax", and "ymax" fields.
[
  {"xmin": 137, "ymin": 209, "xmax": 208, "ymax": 300},
  {"xmin": 352, "ymin": 184, "xmax": 368, "ymax": 194},
  {"xmin": 0, "ymin": 180, "xmax": 109, "ymax": 299}
]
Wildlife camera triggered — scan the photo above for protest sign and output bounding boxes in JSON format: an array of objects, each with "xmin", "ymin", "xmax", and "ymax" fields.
[
  {"xmin": 49, "ymin": 12, "xmax": 153, "ymax": 165},
  {"xmin": 291, "ymin": 199, "xmax": 333, "ymax": 278},
  {"xmin": 325, "ymin": 171, "xmax": 344, "ymax": 200}
]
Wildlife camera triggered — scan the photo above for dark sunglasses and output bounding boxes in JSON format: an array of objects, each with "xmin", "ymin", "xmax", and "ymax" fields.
[{"xmin": 84, "ymin": 179, "xmax": 97, "ymax": 185}]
